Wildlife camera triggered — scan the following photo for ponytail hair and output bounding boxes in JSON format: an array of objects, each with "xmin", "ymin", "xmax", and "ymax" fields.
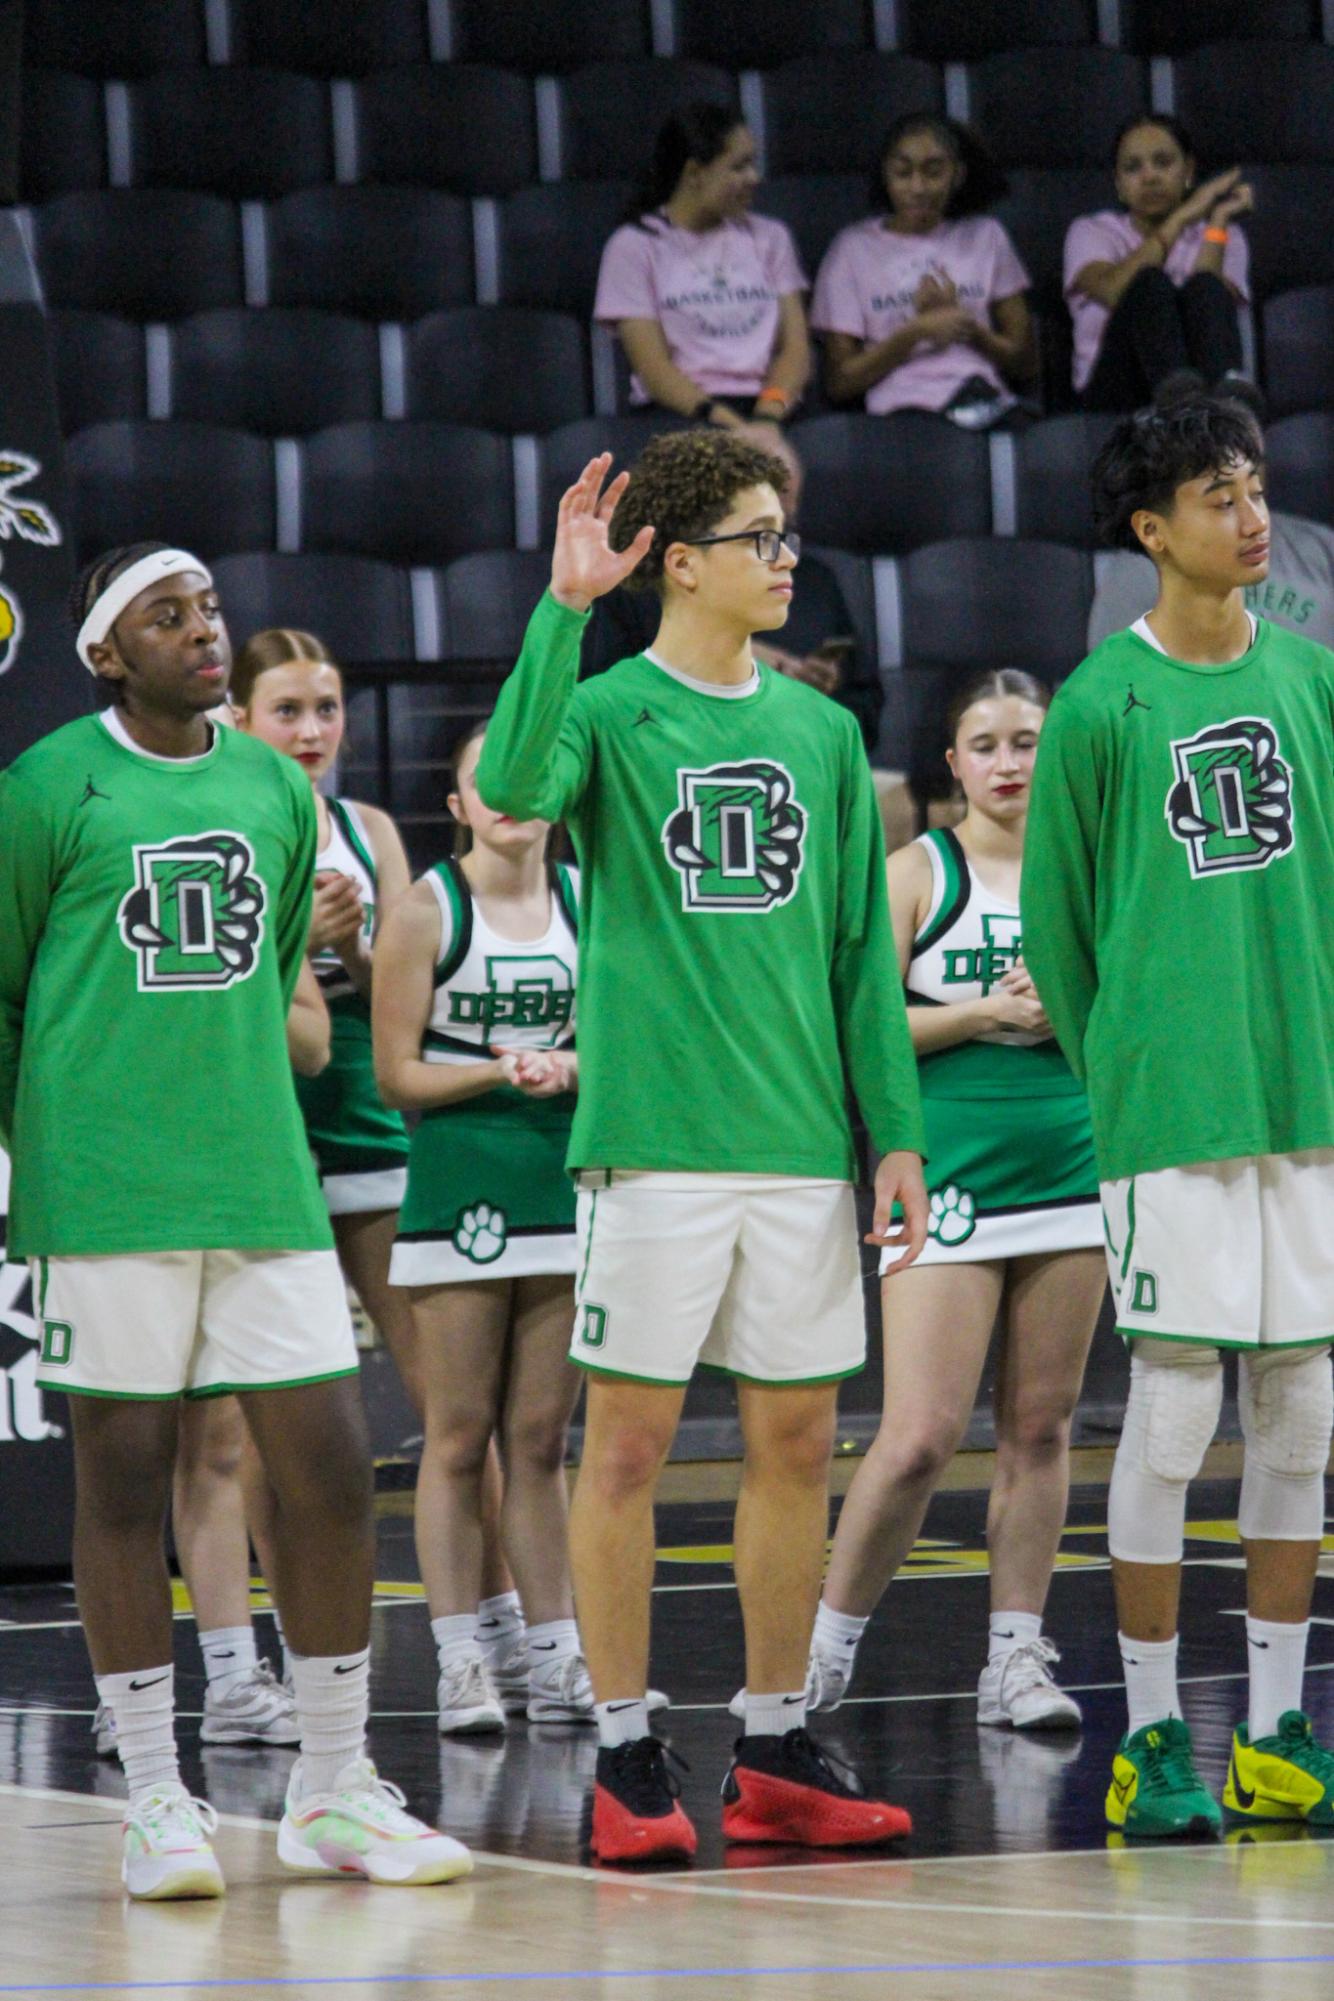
[
  {"xmin": 629, "ymin": 100, "xmax": 745, "ymax": 222},
  {"xmin": 230, "ymin": 627, "xmax": 339, "ymax": 711},
  {"xmin": 945, "ymin": 667, "xmax": 1050, "ymax": 745}
]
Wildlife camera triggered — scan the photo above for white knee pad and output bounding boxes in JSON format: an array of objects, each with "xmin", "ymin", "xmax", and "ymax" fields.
[
  {"xmin": 1107, "ymin": 1343, "xmax": 1224, "ymax": 1564},
  {"xmin": 1237, "ymin": 1344, "xmax": 1333, "ymax": 1542}
]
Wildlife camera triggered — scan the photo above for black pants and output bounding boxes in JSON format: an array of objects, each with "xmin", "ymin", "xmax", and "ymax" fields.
[{"xmin": 1081, "ymin": 266, "xmax": 1242, "ymax": 411}]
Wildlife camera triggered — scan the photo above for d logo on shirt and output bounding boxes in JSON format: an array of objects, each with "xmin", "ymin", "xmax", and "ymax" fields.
[
  {"xmin": 662, "ymin": 760, "xmax": 807, "ymax": 913},
  {"xmin": 117, "ymin": 833, "xmax": 266, "ymax": 991},
  {"xmin": 1164, "ymin": 718, "xmax": 1294, "ymax": 879}
]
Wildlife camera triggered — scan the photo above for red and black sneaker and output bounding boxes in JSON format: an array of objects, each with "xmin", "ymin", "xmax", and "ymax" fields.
[
  {"xmin": 591, "ymin": 1738, "xmax": 698, "ymax": 1865},
  {"xmin": 721, "ymin": 1729, "xmax": 912, "ymax": 1848}
]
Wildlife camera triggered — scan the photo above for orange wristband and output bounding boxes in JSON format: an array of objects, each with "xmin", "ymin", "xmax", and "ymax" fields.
[
  {"xmin": 1203, "ymin": 225, "xmax": 1229, "ymax": 245},
  {"xmin": 755, "ymin": 387, "xmax": 790, "ymax": 411}
]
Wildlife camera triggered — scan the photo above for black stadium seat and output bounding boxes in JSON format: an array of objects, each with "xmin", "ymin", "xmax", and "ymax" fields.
[
  {"xmin": 1173, "ymin": 43, "xmax": 1334, "ymax": 166},
  {"xmin": 127, "ymin": 71, "xmax": 333, "ymax": 201},
  {"xmin": 169, "ymin": 310, "xmax": 383, "ymax": 434},
  {"xmin": 46, "ymin": 312, "xmax": 147, "ymax": 433},
  {"xmin": 406, "ymin": 310, "xmax": 590, "ymax": 434},
  {"xmin": 992, "ymin": 166, "xmax": 1112, "ymax": 306},
  {"xmin": 537, "ymin": 415, "xmax": 685, "ymax": 541},
  {"xmin": 211, "ymin": 552, "xmax": 416, "ymax": 662},
  {"xmin": 760, "ymin": 176, "xmax": 868, "ymax": 285},
  {"xmin": 1265, "ymin": 413, "xmax": 1334, "ymax": 527},
  {"xmin": 437, "ymin": 551, "xmax": 555, "ymax": 660},
  {"xmin": 495, "ymin": 183, "xmax": 635, "ymax": 314},
  {"xmin": 355, "ymin": 67, "xmax": 538, "ymax": 197},
  {"xmin": 32, "ymin": 191, "xmax": 244, "ymax": 318},
  {"xmin": 760, "ymin": 56, "xmax": 945, "ymax": 177},
  {"xmin": 968, "ymin": 49, "xmax": 1149, "ymax": 169},
  {"xmin": 301, "ymin": 422, "xmax": 516, "ymax": 566},
  {"xmin": 449, "ymin": 0, "xmax": 650, "ymax": 71},
  {"xmin": 1014, "ymin": 414, "xmax": 1121, "ymax": 547},
  {"xmin": 1245, "ymin": 167, "xmax": 1334, "ymax": 299},
  {"xmin": 19, "ymin": 71, "xmax": 106, "ymax": 199},
  {"xmin": 898, "ymin": 0, "xmax": 1096, "ymax": 59},
  {"xmin": 65, "ymin": 422, "xmax": 274, "ymax": 563},
  {"xmin": 1262, "ymin": 288, "xmax": 1334, "ymax": 419},
  {"xmin": 266, "ymin": 188, "xmax": 474, "ymax": 317},
  {"xmin": 793, "ymin": 414, "xmax": 991, "ymax": 554},
  {"xmin": 555, "ymin": 62, "xmax": 738, "ymax": 182},
  {"xmin": 23, "ymin": 0, "xmax": 205, "ymax": 75},
  {"xmin": 1120, "ymin": 0, "xmax": 1318, "ymax": 53},
  {"xmin": 674, "ymin": 0, "xmax": 871, "ymax": 66},
  {"xmin": 227, "ymin": 0, "xmax": 428, "ymax": 74}
]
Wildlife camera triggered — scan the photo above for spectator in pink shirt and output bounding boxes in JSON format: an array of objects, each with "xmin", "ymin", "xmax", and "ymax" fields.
[
  {"xmin": 811, "ymin": 115, "xmax": 1036, "ymax": 425},
  {"xmin": 1064, "ymin": 115, "xmax": 1255, "ymax": 411},
  {"xmin": 593, "ymin": 103, "xmax": 810, "ymax": 462}
]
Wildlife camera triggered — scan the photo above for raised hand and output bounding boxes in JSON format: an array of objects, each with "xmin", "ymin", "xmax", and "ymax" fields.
[
  {"xmin": 549, "ymin": 454, "xmax": 655, "ymax": 613},
  {"xmin": 1210, "ymin": 179, "xmax": 1253, "ymax": 227}
]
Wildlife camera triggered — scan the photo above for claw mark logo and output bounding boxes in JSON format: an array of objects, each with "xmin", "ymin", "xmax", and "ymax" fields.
[
  {"xmin": 1165, "ymin": 717, "xmax": 1294, "ymax": 878},
  {"xmin": 662, "ymin": 761, "xmax": 807, "ymax": 913},
  {"xmin": 117, "ymin": 834, "xmax": 266, "ymax": 991},
  {"xmin": 453, "ymin": 1202, "xmax": 508, "ymax": 1264},
  {"xmin": 0, "ymin": 451, "xmax": 63, "ymax": 679}
]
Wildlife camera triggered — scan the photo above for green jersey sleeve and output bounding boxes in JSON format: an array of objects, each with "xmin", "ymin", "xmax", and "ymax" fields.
[
  {"xmin": 832, "ymin": 730, "xmax": 926, "ymax": 1157},
  {"xmin": 275, "ymin": 768, "xmax": 317, "ymax": 1010},
  {"xmin": 476, "ymin": 591, "xmax": 596, "ymax": 823},
  {"xmin": 1020, "ymin": 686, "xmax": 1104, "ymax": 1085},
  {"xmin": 0, "ymin": 762, "xmax": 55, "ymax": 1149}
]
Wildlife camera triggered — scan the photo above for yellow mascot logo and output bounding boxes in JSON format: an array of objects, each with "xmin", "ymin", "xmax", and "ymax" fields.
[{"xmin": 0, "ymin": 450, "xmax": 62, "ymax": 679}]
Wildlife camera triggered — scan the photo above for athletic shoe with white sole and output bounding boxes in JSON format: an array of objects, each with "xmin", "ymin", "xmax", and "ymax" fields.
[
  {"xmin": 527, "ymin": 1650, "xmax": 596, "ymax": 1723},
  {"xmin": 728, "ymin": 1643, "xmax": 853, "ymax": 1723},
  {"xmin": 121, "ymin": 1785, "xmax": 225, "ymax": 1901},
  {"xmin": 93, "ymin": 1701, "xmax": 118, "ymax": 1758},
  {"xmin": 278, "ymin": 1757, "xmax": 473, "ymax": 1885},
  {"xmin": 977, "ymin": 1639, "xmax": 1082, "ymax": 1731},
  {"xmin": 500, "ymin": 1642, "xmax": 668, "ymax": 1718},
  {"xmin": 436, "ymin": 1653, "xmax": 505, "ymax": 1736},
  {"xmin": 200, "ymin": 1660, "xmax": 302, "ymax": 1745}
]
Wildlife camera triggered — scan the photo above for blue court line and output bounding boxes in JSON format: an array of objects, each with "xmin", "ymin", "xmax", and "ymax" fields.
[{"xmin": 4, "ymin": 1954, "xmax": 1334, "ymax": 1993}]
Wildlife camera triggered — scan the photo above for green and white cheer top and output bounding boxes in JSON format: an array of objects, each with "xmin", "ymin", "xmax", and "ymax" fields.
[{"xmin": 901, "ymin": 828, "xmax": 1100, "ymax": 1265}]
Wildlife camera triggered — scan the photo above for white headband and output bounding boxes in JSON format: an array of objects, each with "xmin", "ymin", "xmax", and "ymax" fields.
[{"xmin": 76, "ymin": 548, "xmax": 214, "ymax": 672}]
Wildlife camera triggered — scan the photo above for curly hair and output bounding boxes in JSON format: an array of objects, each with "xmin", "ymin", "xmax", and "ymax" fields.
[
  {"xmin": 608, "ymin": 428, "xmax": 792, "ymax": 592},
  {"xmin": 1090, "ymin": 393, "xmax": 1264, "ymax": 553}
]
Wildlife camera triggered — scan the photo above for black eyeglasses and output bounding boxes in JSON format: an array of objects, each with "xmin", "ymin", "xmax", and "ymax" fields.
[{"xmin": 685, "ymin": 529, "xmax": 801, "ymax": 564}]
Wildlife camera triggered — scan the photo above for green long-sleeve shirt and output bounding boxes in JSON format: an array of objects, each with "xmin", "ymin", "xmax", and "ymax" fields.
[
  {"xmin": 1022, "ymin": 618, "xmax": 1334, "ymax": 1180},
  {"xmin": 0, "ymin": 712, "xmax": 330, "ymax": 1255},
  {"xmin": 477, "ymin": 592, "xmax": 924, "ymax": 1178}
]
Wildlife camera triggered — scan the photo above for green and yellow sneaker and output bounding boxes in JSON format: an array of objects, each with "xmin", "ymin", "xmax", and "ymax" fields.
[
  {"xmin": 1224, "ymin": 1711, "xmax": 1334, "ymax": 1826},
  {"xmin": 1106, "ymin": 1717, "xmax": 1222, "ymax": 1838}
]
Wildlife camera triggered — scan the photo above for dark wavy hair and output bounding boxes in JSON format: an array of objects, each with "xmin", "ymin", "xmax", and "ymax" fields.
[
  {"xmin": 1090, "ymin": 393, "xmax": 1265, "ymax": 553},
  {"xmin": 629, "ymin": 100, "xmax": 746, "ymax": 221},
  {"xmin": 873, "ymin": 113, "xmax": 1008, "ymax": 220},
  {"xmin": 608, "ymin": 428, "xmax": 791, "ymax": 595}
]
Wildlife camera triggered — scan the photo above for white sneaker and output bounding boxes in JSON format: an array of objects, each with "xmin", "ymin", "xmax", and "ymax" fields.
[
  {"xmin": 93, "ymin": 1701, "xmax": 118, "ymax": 1759},
  {"xmin": 527, "ymin": 1650, "xmax": 596, "ymax": 1723},
  {"xmin": 493, "ymin": 1641, "xmax": 532, "ymax": 1715},
  {"xmin": 278, "ymin": 1757, "xmax": 473, "ymax": 1885},
  {"xmin": 436, "ymin": 1652, "xmax": 505, "ymax": 1736},
  {"xmin": 121, "ymin": 1785, "xmax": 225, "ymax": 1901},
  {"xmin": 727, "ymin": 1643, "xmax": 852, "ymax": 1722},
  {"xmin": 200, "ymin": 1661, "xmax": 301, "ymax": 1745},
  {"xmin": 977, "ymin": 1637, "xmax": 1082, "ymax": 1730}
]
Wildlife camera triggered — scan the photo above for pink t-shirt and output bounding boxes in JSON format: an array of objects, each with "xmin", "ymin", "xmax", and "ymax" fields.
[
  {"xmin": 1064, "ymin": 210, "xmax": 1251, "ymax": 391},
  {"xmin": 809, "ymin": 214, "xmax": 1030, "ymax": 416},
  {"xmin": 594, "ymin": 211, "xmax": 807, "ymax": 404}
]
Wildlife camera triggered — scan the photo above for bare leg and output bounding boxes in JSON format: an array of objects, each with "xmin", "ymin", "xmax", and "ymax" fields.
[
  {"xmin": 987, "ymin": 1248, "xmax": 1105, "ymax": 1615},
  {"xmin": 409, "ymin": 1281, "xmax": 509, "ymax": 1617},
  {"xmin": 822, "ymin": 1263, "xmax": 1003, "ymax": 1616},
  {"xmin": 171, "ymin": 1396, "xmax": 253, "ymax": 1631},
  {"xmin": 497, "ymin": 1274, "xmax": 580, "ymax": 1625},
  {"xmin": 1246, "ymin": 1539, "xmax": 1321, "ymax": 1622},
  {"xmin": 69, "ymin": 1397, "xmax": 180, "ymax": 1674},
  {"xmin": 332, "ymin": 1209, "xmax": 421, "ymax": 1408},
  {"xmin": 237, "ymin": 1377, "xmax": 374, "ymax": 1658},
  {"xmin": 734, "ymin": 1382, "xmax": 839, "ymax": 1693},
  {"xmin": 568, "ymin": 1378, "xmax": 686, "ymax": 1699}
]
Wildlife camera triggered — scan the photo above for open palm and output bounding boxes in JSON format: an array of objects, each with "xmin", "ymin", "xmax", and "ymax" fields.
[{"xmin": 549, "ymin": 454, "xmax": 655, "ymax": 612}]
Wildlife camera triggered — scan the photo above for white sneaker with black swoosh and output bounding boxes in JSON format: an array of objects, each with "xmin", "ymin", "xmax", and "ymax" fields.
[
  {"xmin": 527, "ymin": 1648, "xmax": 596, "ymax": 1722},
  {"xmin": 436, "ymin": 1653, "xmax": 505, "ymax": 1735}
]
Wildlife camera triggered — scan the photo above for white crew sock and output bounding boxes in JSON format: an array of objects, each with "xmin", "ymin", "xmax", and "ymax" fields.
[
  {"xmin": 988, "ymin": 1611, "xmax": 1043, "ymax": 1665},
  {"xmin": 813, "ymin": 1600, "xmax": 869, "ymax": 1664},
  {"xmin": 1247, "ymin": 1616, "xmax": 1309, "ymax": 1742},
  {"xmin": 96, "ymin": 1665, "xmax": 179, "ymax": 1802},
  {"xmin": 525, "ymin": 1618, "xmax": 579, "ymax": 1673},
  {"xmin": 1119, "ymin": 1631, "xmax": 1181, "ymax": 1735},
  {"xmin": 744, "ymin": 1689, "xmax": 807, "ymax": 1737},
  {"xmin": 595, "ymin": 1699, "xmax": 650, "ymax": 1749},
  {"xmin": 430, "ymin": 1614, "xmax": 480, "ymax": 1671},
  {"xmin": 477, "ymin": 1591, "xmax": 525, "ymax": 1663},
  {"xmin": 289, "ymin": 1649, "xmax": 370, "ymax": 1798},
  {"xmin": 198, "ymin": 1624, "xmax": 257, "ymax": 1696}
]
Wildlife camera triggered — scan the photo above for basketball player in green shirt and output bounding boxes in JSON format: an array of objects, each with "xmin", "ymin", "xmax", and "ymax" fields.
[{"xmin": 1024, "ymin": 395, "xmax": 1334, "ymax": 1838}]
